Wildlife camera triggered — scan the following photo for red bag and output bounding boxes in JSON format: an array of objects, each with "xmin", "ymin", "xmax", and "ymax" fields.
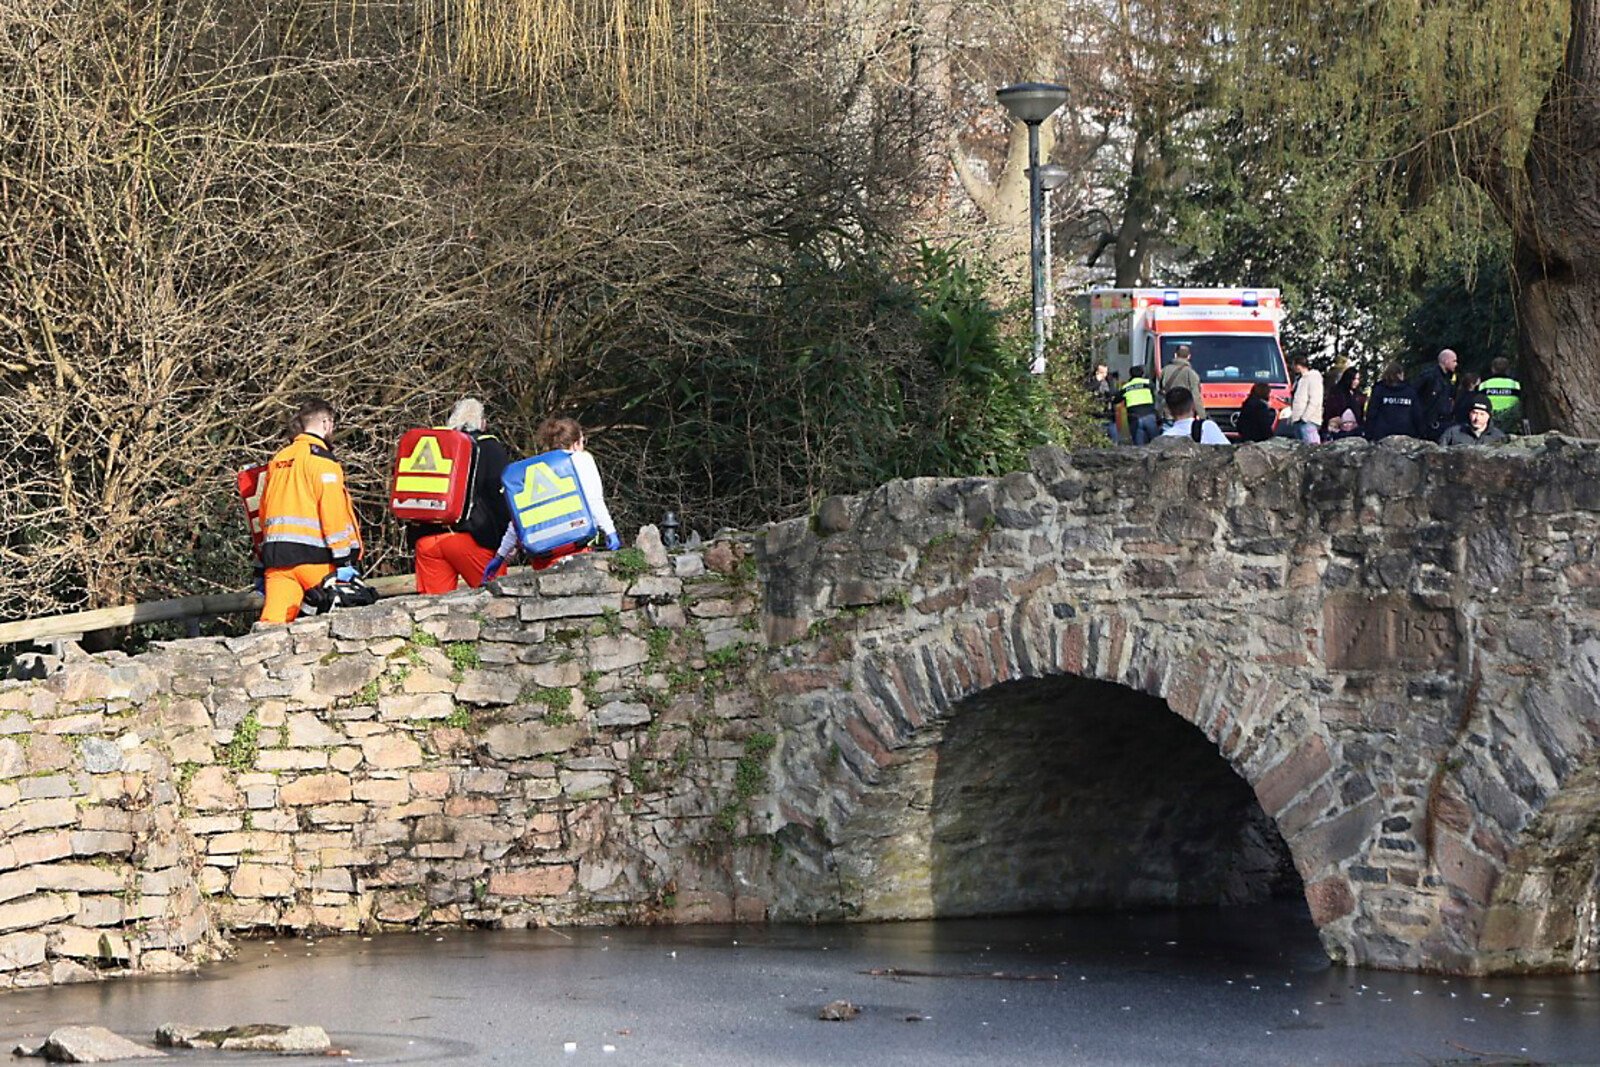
[
  {"xmin": 236, "ymin": 463, "xmax": 269, "ymax": 561},
  {"xmin": 388, "ymin": 428, "xmax": 478, "ymax": 524}
]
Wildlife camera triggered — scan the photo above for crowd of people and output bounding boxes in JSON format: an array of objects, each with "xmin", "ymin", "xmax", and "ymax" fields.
[
  {"xmin": 254, "ymin": 397, "xmax": 620, "ymax": 624},
  {"xmin": 1090, "ymin": 347, "xmax": 1524, "ymax": 448}
]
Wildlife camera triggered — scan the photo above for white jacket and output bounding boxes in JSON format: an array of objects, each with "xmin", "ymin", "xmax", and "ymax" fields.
[{"xmin": 1289, "ymin": 369, "xmax": 1324, "ymax": 426}]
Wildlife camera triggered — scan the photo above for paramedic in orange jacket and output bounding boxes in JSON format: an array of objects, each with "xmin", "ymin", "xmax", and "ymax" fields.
[{"xmin": 258, "ymin": 399, "xmax": 364, "ymax": 624}]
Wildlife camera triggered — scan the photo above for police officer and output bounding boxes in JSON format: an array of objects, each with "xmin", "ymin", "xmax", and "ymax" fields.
[
  {"xmin": 1118, "ymin": 372, "xmax": 1158, "ymax": 445},
  {"xmin": 1480, "ymin": 357, "xmax": 1523, "ymax": 434}
]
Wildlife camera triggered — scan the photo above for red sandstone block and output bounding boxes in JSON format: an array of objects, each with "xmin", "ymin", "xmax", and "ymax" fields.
[
  {"xmin": 766, "ymin": 669, "xmax": 837, "ymax": 696},
  {"xmin": 1254, "ymin": 736, "xmax": 1332, "ymax": 816},
  {"xmin": 887, "ymin": 659, "xmax": 925, "ymax": 730},
  {"xmin": 913, "ymin": 587, "xmax": 967, "ymax": 615},
  {"xmin": 1435, "ymin": 832, "xmax": 1500, "ymax": 906},
  {"xmin": 489, "ymin": 866, "xmax": 576, "ymax": 898},
  {"xmin": 843, "ymin": 715, "xmax": 893, "ymax": 772},
  {"xmin": 445, "ymin": 796, "xmax": 498, "ymax": 818},
  {"xmin": 1429, "ymin": 785, "xmax": 1473, "ymax": 835},
  {"xmin": 961, "ymin": 626, "xmax": 994, "ymax": 690},
  {"xmin": 1061, "ymin": 625, "xmax": 1085, "ymax": 675},
  {"xmin": 1006, "ymin": 565, "xmax": 1058, "ymax": 598},
  {"xmin": 1305, "ymin": 875, "xmax": 1355, "ymax": 925}
]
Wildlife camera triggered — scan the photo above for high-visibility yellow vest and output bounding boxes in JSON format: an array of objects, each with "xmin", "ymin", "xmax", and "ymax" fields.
[
  {"xmin": 1481, "ymin": 377, "xmax": 1522, "ymax": 414},
  {"xmin": 1121, "ymin": 377, "xmax": 1155, "ymax": 411}
]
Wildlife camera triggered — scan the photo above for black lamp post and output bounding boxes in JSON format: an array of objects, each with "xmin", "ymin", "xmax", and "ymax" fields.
[{"xmin": 997, "ymin": 82, "xmax": 1070, "ymax": 374}]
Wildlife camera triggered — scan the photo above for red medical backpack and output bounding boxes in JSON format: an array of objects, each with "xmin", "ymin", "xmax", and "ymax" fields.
[
  {"xmin": 388, "ymin": 428, "xmax": 478, "ymax": 524},
  {"xmin": 236, "ymin": 463, "xmax": 269, "ymax": 561}
]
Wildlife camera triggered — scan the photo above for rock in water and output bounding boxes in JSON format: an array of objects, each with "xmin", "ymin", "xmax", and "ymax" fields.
[
  {"xmin": 154, "ymin": 1023, "xmax": 330, "ymax": 1053},
  {"xmin": 817, "ymin": 1000, "xmax": 860, "ymax": 1021},
  {"xmin": 29, "ymin": 1027, "xmax": 165, "ymax": 1062}
]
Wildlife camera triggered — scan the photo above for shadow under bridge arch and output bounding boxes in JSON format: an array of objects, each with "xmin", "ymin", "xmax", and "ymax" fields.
[{"xmin": 833, "ymin": 673, "xmax": 1305, "ymax": 921}]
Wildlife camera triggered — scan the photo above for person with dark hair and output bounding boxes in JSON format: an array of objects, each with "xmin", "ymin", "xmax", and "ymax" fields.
[
  {"xmin": 1322, "ymin": 366, "xmax": 1366, "ymax": 434},
  {"xmin": 1450, "ymin": 371, "xmax": 1483, "ymax": 430},
  {"xmin": 1365, "ymin": 362, "xmax": 1424, "ymax": 441},
  {"xmin": 1236, "ymin": 381, "xmax": 1278, "ymax": 442},
  {"xmin": 257, "ymin": 399, "xmax": 363, "ymax": 623},
  {"xmin": 1158, "ymin": 386, "xmax": 1228, "ymax": 444},
  {"xmin": 1281, "ymin": 354, "xmax": 1323, "ymax": 443},
  {"xmin": 409, "ymin": 397, "xmax": 514, "ymax": 594},
  {"xmin": 1118, "ymin": 370, "xmax": 1159, "ymax": 445}
]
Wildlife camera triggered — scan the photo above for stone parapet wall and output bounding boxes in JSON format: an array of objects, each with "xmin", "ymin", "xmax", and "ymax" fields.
[
  {"xmin": 6, "ymin": 436, "xmax": 1600, "ymax": 984},
  {"xmin": 1, "ymin": 538, "xmax": 780, "ymax": 991}
]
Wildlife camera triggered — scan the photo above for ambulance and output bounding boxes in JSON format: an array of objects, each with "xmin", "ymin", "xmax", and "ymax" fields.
[{"xmin": 1085, "ymin": 287, "xmax": 1292, "ymax": 438}]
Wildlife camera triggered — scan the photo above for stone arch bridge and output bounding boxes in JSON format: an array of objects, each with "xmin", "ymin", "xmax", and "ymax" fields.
[{"xmin": 3, "ymin": 438, "xmax": 1599, "ymax": 989}]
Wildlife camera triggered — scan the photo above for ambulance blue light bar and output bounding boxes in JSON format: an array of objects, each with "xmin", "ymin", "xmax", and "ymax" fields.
[
  {"xmin": 1242, "ymin": 290, "xmax": 1259, "ymax": 307},
  {"xmin": 1163, "ymin": 290, "xmax": 1180, "ymax": 306}
]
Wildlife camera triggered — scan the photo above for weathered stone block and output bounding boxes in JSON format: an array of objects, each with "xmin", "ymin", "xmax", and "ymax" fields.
[
  {"xmin": 482, "ymin": 723, "xmax": 584, "ymax": 760},
  {"xmin": 361, "ymin": 735, "xmax": 423, "ymax": 770},
  {"xmin": 595, "ymin": 702, "xmax": 652, "ymax": 728},
  {"xmin": 409, "ymin": 770, "xmax": 451, "ymax": 798},
  {"xmin": 456, "ymin": 671, "xmax": 522, "ymax": 706},
  {"xmin": 75, "ymin": 737, "xmax": 122, "ymax": 774},
  {"xmin": 327, "ymin": 602, "xmax": 415, "ymax": 641},
  {"xmin": 51, "ymin": 925, "xmax": 130, "ymax": 961},
  {"xmin": 2, "ymin": 798, "xmax": 78, "ymax": 835},
  {"xmin": 31, "ymin": 864, "xmax": 126, "ymax": 894},
  {"xmin": 285, "ymin": 712, "xmax": 343, "ymax": 748},
  {"xmin": 70, "ymin": 831, "xmax": 134, "ymax": 857},
  {"xmin": 379, "ymin": 693, "xmax": 455, "ymax": 721},
  {"xmin": 231, "ymin": 864, "xmax": 295, "ymax": 899},
  {"xmin": 0, "ymin": 893, "xmax": 73, "ymax": 933},
  {"xmin": 0, "ymin": 869, "xmax": 39, "ymax": 905},
  {"xmin": 353, "ymin": 779, "xmax": 410, "ymax": 803},
  {"xmin": 278, "ymin": 774, "xmax": 353, "ymax": 806},
  {"xmin": 184, "ymin": 767, "xmax": 242, "ymax": 812},
  {"xmin": 488, "ymin": 866, "xmax": 576, "ymax": 898},
  {"xmin": 539, "ymin": 569, "xmax": 624, "ymax": 597},
  {"xmin": 588, "ymin": 635, "xmax": 650, "ymax": 673},
  {"xmin": 0, "ymin": 931, "xmax": 47, "ymax": 971},
  {"xmin": 256, "ymin": 749, "xmax": 330, "ymax": 772},
  {"xmin": 519, "ymin": 595, "xmax": 621, "ymax": 621}
]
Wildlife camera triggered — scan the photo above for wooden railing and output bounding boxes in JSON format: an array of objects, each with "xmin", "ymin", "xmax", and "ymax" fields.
[{"xmin": 0, "ymin": 575, "xmax": 420, "ymax": 647}]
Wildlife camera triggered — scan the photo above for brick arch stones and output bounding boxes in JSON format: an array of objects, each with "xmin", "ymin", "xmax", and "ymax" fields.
[{"xmin": 753, "ymin": 439, "xmax": 1600, "ymax": 975}]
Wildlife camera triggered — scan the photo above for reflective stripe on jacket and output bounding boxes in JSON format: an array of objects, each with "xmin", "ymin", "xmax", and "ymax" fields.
[
  {"xmin": 1120, "ymin": 377, "xmax": 1155, "ymax": 412},
  {"xmin": 259, "ymin": 433, "xmax": 363, "ymax": 569}
]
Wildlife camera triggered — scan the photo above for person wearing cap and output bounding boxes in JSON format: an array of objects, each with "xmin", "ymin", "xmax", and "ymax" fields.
[
  {"xmin": 1439, "ymin": 395, "xmax": 1508, "ymax": 446},
  {"xmin": 1480, "ymin": 357, "xmax": 1524, "ymax": 433}
]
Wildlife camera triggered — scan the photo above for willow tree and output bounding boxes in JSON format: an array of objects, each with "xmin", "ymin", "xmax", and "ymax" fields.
[
  {"xmin": 411, "ymin": 0, "xmax": 713, "ymax": 110},
  {"xmin": 1218, "ymin": 1, "xmax": 1595, "ymax": 428}
]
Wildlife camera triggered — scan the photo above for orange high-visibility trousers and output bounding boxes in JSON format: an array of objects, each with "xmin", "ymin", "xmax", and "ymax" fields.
[
  {"xmin": 260, "ymin": 562, "xmax": 334, "ymax": 624},
  {"xmin": 414, "ymin": 532, "xmax": 504, "ymax": 594}
]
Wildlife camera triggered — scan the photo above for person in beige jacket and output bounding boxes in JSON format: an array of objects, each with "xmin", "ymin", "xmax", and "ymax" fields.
[
  {"xmin": 1283, "ymin": 354, "xmax": 1324, "ymax": 443},
  {"xmin": 1157, "ymin": 344, "xmax": 1205, "ymax": 422}
]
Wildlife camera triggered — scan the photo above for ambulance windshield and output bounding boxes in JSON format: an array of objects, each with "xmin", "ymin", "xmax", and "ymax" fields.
[{"xmin": 1161, "ymin": 336, "xmax": 1287, "ymax": 384}]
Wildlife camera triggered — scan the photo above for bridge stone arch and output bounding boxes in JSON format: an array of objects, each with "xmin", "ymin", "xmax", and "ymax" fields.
[
  {"xmin": 761, "ymin": 590, "xmax": 1361, "ymax": 960},
  {"xmin": 755, "ymin": 439, "xmax": 1600, "ymax": 974}
]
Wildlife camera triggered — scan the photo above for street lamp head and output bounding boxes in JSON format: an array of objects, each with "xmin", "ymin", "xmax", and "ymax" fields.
[
  {"xmin": 997, "ymin": 82, "xmax": 1069, "ymax": 125},
  {"xmin": 1029, "ymin": 163, "xmax": 1073, "ymax": 192}
]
